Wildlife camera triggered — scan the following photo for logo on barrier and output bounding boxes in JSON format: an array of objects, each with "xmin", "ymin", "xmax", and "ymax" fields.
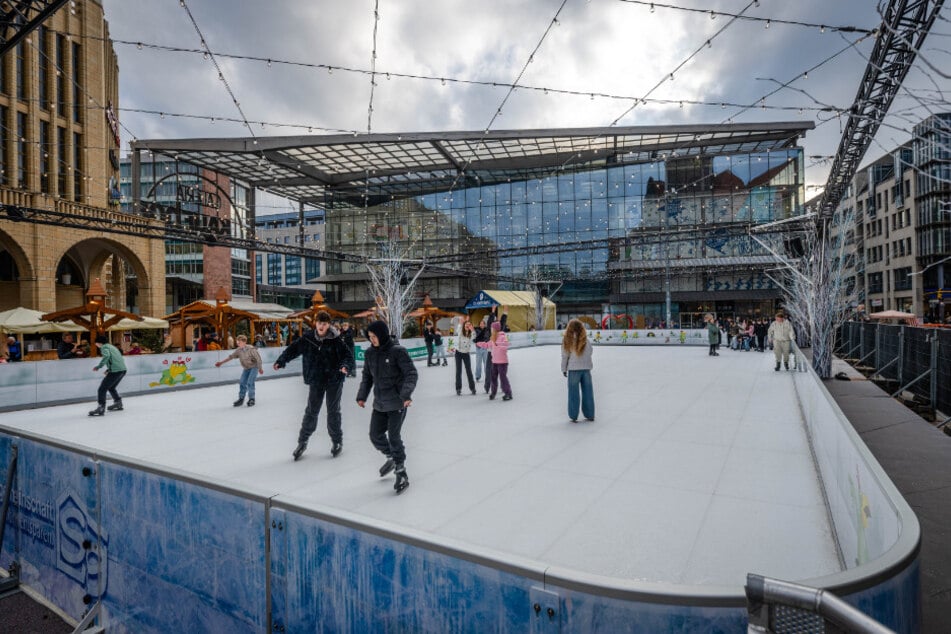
[
  {"xmin": 149, "ymin": 356, "xmax": 196, "ymax": 388},
  {"xmin": 56, "ymin": 490, "xmax": 109, "ymax": 597}
]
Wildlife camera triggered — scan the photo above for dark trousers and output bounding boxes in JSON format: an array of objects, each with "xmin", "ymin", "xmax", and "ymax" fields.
[
  {"xmin": 369, "ymin": 408, "xmax": 407, "ymax": 465},
  {"xmin": 490, "ymin": 362, "xmax": 511, "ymax": 397},
  {"xmin": 709, "ymin": 344, "xmax": 718, "ymax": 355},
  {"xmin": 97, "ymin": 370, "xmax": 126, "ymax": 405},
  {"xmin": 483, "ymin": 355, "xmax": 493, "ymax": 392},
  {"xmin": 426, "ymin": 341, "xmax": 434, "ymax": 365},
  {"xmin": 455, "ymin": 351, "xmax": 475, "ymax": 392},
  {"xmin": 300, "ymin": 382, "xmax": 344, "ymax": 444}
]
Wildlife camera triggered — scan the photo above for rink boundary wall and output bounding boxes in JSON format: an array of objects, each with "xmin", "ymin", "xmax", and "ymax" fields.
[{"xmin": 0, "ymin": 336, "xmax": 920, "ymax": 632}]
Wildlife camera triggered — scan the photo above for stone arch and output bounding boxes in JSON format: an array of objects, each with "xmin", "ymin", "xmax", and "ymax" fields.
[
  {"xmin": 53, "ymin": 237, "xmax": 152, "ymax": 312},
  {"xmin": 0, "ymin": 227, "xmax": 35, "ymax": 310}
]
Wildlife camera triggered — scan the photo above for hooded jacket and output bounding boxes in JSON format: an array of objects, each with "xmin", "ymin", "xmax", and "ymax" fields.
[
  {"xmin": 274, "ymin": 327, "xmax": 352, "ymax": 386},
  {"xmin": 357, "ymin": 338, "xmax": 419, "ymax": 412}
]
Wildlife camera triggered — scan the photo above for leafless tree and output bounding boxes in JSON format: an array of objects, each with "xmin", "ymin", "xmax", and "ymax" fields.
[{"xmin": 364, "ymin": 239, "xmax": 425, "ymax": 338}]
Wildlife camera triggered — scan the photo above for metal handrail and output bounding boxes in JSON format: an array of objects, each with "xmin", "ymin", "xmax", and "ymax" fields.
[{"xmin": 746, "ymin": 574, "xmax": 895, "ymax": 634}]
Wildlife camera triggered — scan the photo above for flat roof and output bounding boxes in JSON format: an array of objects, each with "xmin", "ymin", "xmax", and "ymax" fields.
[{"xmin": 131, "ymin": 122, "xmax": 813, "ymax": 204}]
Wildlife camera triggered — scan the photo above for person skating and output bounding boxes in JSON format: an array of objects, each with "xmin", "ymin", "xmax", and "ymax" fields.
[
  {"xmin": 215, "ymin": 334, "xmax": 264, "ymax": 406},
  {"xmin": 356, "ymin": 320, "xmax": 418, "ymax": 494},
  {"xmin": 423, "ymin": 321, "xmax": 437, "ymax": 367},
  {"xmin": 704, "ymin": 313, "xmax": 720, "ymax": 356},
  {"xmin": 767, "ymin": 312, "xmax": 795, "ymax": 371},
  {"xmin": 472, "ymin": 316, "xmax": 490, "ymax": 384},
  {"xmin": 339, "ymin": 321, "xmax": 356, "ymax": 377},
  {"xmin": 476, "ymin": 321, "xmax": 512, "ymax": 401},
  {"xmin": 480, "ymin": 305, "xmax": 508, "ymax": 393},
  {"xmin": 273, "ymin": 311, "xmax": 352, "ymax": 460},
  {"xmin": 561, "ymin": 319, "xmax": 595, "ymax": 422},
  {"xmin": 89, "ymin": 334, "xmax": 127, "ymax": 416}
]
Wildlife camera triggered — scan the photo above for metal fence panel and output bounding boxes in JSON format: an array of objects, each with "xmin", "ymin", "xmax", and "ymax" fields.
[
  {"xmin": 877, "ymin": 325, "xmax": 901, "ymax": 382},
  {"xmin": 901, "ymin": 328, "xmax": 933, "ymax": 402},
  {"xmin": 937, "ymin": 331, "xmax": 951, "ymax": 416}
]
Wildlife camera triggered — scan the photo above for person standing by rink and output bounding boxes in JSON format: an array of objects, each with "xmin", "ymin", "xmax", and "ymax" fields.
[
  {"xmin": 452, "ymin": 316, "xmax": 477, "ymax": 395},
  {"xmin": 767, "ymin": 312, "xmax": 795, "ymax": 371},
  {"xmin": 472, "ymin": 316, "xmax": 490, "ymax": 384},
  {"xmin": 477, "ymin": 321, "xmax": 512, "ymax": 401},
  {"xmin": 273, "ymin": 311, "xmax": 352, "ymax": 460},
  {"xmin": 561, "ymin": 319, "xmax": 595, "ymax": 422},
  {"xmin": 357, "ymin": 320, "xmax": 418, "ymax": 494},
  {"xmin": 704, "ymin": 313, "xmax": 720, "ymax": 356},
  {"xmin": 88, "ymin": 335, "xmax": 127, "ymax": 416},
  {"xmin": 215, "ymin": 335, "xmax": 264, "ymax": 406}
]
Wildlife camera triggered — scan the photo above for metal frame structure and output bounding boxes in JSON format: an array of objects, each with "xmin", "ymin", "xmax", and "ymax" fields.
[
  {"xmin": 818, "ymin": 0, "xmax": 945, "ymax": 217},
  {"xmin": 0, "ymin": 0, "xmax": 68, "ymax": 56},
  {"xmin": 130, "ymin": 122, "xmax": 812, "ymax": 205}
]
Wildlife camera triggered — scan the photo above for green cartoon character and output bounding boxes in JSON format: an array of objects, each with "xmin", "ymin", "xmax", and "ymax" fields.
[{"xmin": 149, "ymin": 357, "xmax": 196, "ymax": 387}]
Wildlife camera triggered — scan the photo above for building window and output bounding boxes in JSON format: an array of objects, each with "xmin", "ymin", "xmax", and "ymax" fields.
[
  {"xmin": 894, "ymin": 267, "xmax": 913, "ymax": 291},
  {"xmin": 255, "ymin": 254, "xmax": 262, "ymax": 285},
  {"xmin": 57, "ymin": 126, "xmax": 67, "ymax": 196},
  {"xmin": 38, "ymin": 26, "xmax": 49, "ymax": 110},
  {"xmin": 285, "ymin": 256, "xmax": 301, "ymax": 285},
  {"xmin": 16, "ymin": 112, "xmax": 27, "ymax": 188},
  {"xmin": 40, "ymin": 121, "xmax": 50, "ymax": 193},
  {"xmin": 72, "ymin": 42, "xmax": 82, "ymax": 123},
  {"xmin": 267, "ymin": 253, "xmax": 281, "ymax": 285},
  {"xmin": 73, "ymin": 133, "xmax": 83, "ymax": 200},
  {"xmin": 15, "ymin": 43, "xmax": 25, "ymax": 100},
  {"xmin": 56, "ymin": 34, "xmax": 66, "ymax": 115},
  {"xmin": 305, "ymin": 258, "xmax": 320, "ymax": 282},
  {"xmin": 868, "ymin": 272, "xmax": 884, "ymax": 294}
]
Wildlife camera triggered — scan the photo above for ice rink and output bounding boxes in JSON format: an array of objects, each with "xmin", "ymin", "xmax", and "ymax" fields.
[{"xmin": 1, "ymin": 345, "xmax": 841, "ymax": 588}]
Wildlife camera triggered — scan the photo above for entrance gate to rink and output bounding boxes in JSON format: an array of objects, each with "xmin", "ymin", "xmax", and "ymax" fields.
[{"xmin": 837, "ymin": 322, "xmax": 951, "ymax": 425}]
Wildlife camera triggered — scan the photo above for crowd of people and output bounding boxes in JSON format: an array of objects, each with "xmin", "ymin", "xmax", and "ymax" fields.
[{"xmin": 703, "ymin": 312, "xmax": 796, "ymax": 371}]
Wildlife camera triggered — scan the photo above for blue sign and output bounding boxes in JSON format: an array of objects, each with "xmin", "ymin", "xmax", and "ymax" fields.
[{"xmin": 464, "ymin": 291, "xmax": 498, "ymax": 311}]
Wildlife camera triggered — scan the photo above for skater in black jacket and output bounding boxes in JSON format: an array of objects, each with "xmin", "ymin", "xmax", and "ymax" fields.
[
  {"xmin": 356, "ymin": 320, "xmax": 418, "ymax": 494},
  {"xmin": 273, "ymin": 311, "xmax": 353, "ymax": 461}
]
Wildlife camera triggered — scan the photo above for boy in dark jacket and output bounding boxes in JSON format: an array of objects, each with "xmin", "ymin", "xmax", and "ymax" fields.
[
  {"xmin": 273, "ymin": 311, "xmax": 353, "ymax": 460},
  {"xmin": 356, "ymin": 320, "xmax": 418, "ymax": 494}
]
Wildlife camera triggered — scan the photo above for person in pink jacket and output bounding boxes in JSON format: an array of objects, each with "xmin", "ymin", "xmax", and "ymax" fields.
[{"xmin": 476, "ymin": 321, "xmax": 512, "ymax": 401}]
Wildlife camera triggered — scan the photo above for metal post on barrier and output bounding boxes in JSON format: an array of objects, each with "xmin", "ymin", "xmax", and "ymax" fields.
[
  {"xmin": 0, "ymin": 444, "xmax": 19, "ymax": 593},
  {"xmin": 874, "ymin": 324, "xmax": 881, "ymax": 372},
  {"xmin": 930, "ymin": 334, "xmax": 939, "ymax": 410},
  {"xmin": 745, "ymin": 573, "xmax": 895, "ymax": 634},
  {"xmin": 897, "ymin": 326, "xmax": 904, "ymax": 386}
]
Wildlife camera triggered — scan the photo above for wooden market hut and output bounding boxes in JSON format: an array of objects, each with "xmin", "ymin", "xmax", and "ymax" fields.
[
  {"xmin": 288, "ymin": 290, "xmax": 350, "ymax": 329},
  {"xmin": 407, "ymin": 293, "xmax": 463, "ymax": 331},
  {"xmin": 163, "ymin": 287, "xmax": 259, "ymax": 351},
  {"xmin": 40, "ymin": 278, "xmax": 143, "ymax": 354}
]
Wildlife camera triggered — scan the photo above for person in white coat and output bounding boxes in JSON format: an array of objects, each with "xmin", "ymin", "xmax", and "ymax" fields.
[
  {"xmin": 767, "ymin": 312, "xmax": 795, "ymax": 371},
  {"xmin": 452, "ymin": 316, "xmax": 477, "ymax": 395}
]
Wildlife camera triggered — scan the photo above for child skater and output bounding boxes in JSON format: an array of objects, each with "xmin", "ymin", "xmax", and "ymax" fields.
[
  {"xmin": 477, "ymin": 321, "xmax": 512, "ymax": 401},
  {"xmin": 561, "ymin": 319, "xmax": 595, "ymax": 422},
  {"xmin": 215, "ymin": 334, "xmax": 264, "ymax": 406}
]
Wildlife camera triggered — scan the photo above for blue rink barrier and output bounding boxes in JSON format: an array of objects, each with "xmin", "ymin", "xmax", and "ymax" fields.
[{"xmin": 0, "ymin": 341, "xmax": 920, "ymax": 632}]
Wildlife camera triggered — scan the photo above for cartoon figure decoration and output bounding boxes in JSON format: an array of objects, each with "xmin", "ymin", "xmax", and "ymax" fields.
[
  {"xmin": 632, "ymin": 331, "xmax": 639, "ymax": 339},
  {"xmin": 149, "ymin": 356, "xmax": 196, "ymax": 387},
  {"xmin": 531, "ymin": 331, "xmax": 538, "ymax": 346},
  {"xmin": 679, "ymin": 331, "xmax": 687, "ymax": 344},
  {"xmin": 620, "ymin": 331, "xmax": 629, "ymax": 343},
  {"xmin": 593, "ymin": 331, "xmax": 602, "ymax": 344},
  {"xmin": 848, "ymin": 468, "xmax": 871, "ymax": 566},
  {"xmin": 446, "ymin": 337, "xmax": 456, "ymax": 355}
]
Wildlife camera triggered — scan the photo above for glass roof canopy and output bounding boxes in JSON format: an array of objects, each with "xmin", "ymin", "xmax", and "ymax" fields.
[{"xmin": 130, "ymin": 122, "xmax": 813, "ymax": 204}]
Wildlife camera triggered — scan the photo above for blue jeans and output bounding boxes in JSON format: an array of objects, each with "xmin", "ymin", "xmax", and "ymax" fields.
[
  {"xmin": 567, "ymin": 370, "xmax": 595, "ymax": 421},
  {"xmin": 238, "ymin": 367, "xmax": 258, "ymax": 400},
  {"xmin": 474, "ymin": 347, "xmax": 488, "ymax": 381}
]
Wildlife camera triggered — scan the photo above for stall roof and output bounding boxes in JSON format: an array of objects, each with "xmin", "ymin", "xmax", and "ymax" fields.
[{"xmin": 465, "ymin": 290, "xmax": 556, "ymax": 311}]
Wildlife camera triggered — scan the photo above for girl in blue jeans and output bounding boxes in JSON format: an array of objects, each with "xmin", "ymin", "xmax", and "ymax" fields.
[{"xmin": 560, "ymin": 319, "xmax": 594, "ymax": 423}]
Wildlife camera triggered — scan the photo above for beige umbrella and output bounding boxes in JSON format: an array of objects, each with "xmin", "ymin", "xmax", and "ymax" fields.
[{"xmin": 0, "ymin": 307, "xmax": 84, "ymax": 334}]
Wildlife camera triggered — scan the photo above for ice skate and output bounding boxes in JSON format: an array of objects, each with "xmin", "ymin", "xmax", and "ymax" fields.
[
  {"xmin": 394, "ymin": 467, "xmax": 409, "ymax": 494},
  {"xmin": 331, "ymin": 442, "xmax": 342, "ymax": 458},
  {"xmin": 88, "ymin": 404, "xmax": 105, "ymax": 417},
  {"xmin": 107, "ymin": 399, "xmax": 123, "ymax": 411},
  {"xmin": 292, "ymin": 441, "xmax": 307, "ymax": 461},
  {"xmin": 233, "ymin": 398, "xmax": 244, "ymax": 407},
  {"xmin": 379, "ymin": 457, "xmax": 395, "ymax": 477}
]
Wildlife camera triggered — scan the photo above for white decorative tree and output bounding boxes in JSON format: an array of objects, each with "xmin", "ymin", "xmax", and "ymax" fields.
[
  {"xmin": 751, "ymin": 206, "xmax": 856, "ymax": 379},
  {"xmin": 364, "ymin": 239, "xmax": 424, "ymax": 339}
]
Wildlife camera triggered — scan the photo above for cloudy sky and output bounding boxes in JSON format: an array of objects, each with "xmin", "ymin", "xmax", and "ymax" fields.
[{"xmin": 101, "ymin": 0, "xmax": 951, "ymax": 206}]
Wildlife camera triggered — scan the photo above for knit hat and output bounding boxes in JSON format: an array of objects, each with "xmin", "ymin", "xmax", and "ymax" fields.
[
  {"xmin": 95, "ymin": 334, "xmax": 108, "ymax": 344},
  {"xmin": 491, "ymin": 322, "xmax": 501, "ymax": 332},
  {"xmin": 367, "ymin": 320, "xmax": 390, "ymax": 347}
]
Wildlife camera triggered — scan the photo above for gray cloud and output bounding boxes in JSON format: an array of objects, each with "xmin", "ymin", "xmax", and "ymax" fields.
[{"xmin": 102, "ymin": 0, "xmax": 951, "ymax": 192}]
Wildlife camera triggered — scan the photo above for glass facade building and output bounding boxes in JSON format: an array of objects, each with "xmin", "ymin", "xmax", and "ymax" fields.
[
  {"xmin": 131, "ymin": 123, "xmax": 812, "ymax": 324},
  {"xmin": 325, "ymin": 148, "xmax": 804, "ymax": 324}
]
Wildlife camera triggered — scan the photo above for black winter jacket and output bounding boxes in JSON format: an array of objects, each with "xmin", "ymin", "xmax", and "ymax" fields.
[
  {"xmin": 356, "ymin": 340, "xmax": 418, "ymax": 412},
  {"xmin": 274, "ymin": 328, "xmax": 352, "ymax": 386}
]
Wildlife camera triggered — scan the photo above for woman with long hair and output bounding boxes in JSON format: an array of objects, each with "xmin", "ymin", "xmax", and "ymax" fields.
[{"xmin": 561, "ymin": 319, "xmax": 594, "ymax": 423}]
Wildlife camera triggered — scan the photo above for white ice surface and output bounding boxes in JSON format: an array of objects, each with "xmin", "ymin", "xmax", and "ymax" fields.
[{"xmin": 0, "ymin": 345, "xmax": 842, "ymax": 587}]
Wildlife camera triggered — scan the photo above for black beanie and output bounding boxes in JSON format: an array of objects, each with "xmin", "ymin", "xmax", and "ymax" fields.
[
  {"xmin": 95, "ymin": 334, "xmax": 108, "ymax": 344},
  {"xmin": 367, "ymin": 320, "xmax": 390, "ymax": 346}
]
